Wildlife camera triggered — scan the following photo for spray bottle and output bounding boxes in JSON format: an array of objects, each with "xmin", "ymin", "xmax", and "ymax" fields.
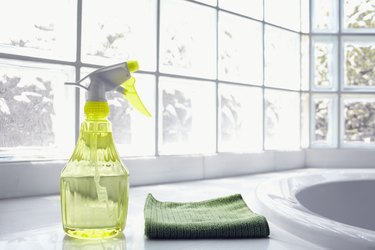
[{"xmin": 60, "ymin": 61, "xmax": 150, "ymax": 239}]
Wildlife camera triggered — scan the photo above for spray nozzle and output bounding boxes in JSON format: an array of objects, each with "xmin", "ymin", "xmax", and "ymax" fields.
[
  {"xmin": 65, "ymin": 61, "xmax": 151, "ymax": 117},
  {"xmin": 127, "ymin": 60, "xmax": 139, "ymax": 73}
]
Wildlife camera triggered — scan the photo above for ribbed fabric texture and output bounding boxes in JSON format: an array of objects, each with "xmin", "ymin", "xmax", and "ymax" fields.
[{"xmin": 144, "ymin": 194, "xmax": 270, "ymax": 239}]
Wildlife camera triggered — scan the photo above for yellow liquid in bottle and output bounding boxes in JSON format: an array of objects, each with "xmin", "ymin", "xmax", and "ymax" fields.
[{"xmin": 61, "ymin": 118, "xmax": 129, "ymax": 239}]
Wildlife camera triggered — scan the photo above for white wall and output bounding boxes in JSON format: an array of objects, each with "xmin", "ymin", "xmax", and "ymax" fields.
[
  {"xmin": 0, "ymin": 151, "xmax": 304, "ymax": 199},
  {"xmin": 2, "ymin": 148, "xmax": 375, "ymax": 199},
  {"xmin": 305, "ymin": 149, "xmax": 375, "ymax": 168}
]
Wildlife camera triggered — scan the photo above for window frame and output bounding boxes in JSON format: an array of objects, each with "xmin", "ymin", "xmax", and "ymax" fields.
[
  {"xmin": 0, "ymin": 0, "xmax": 305, "ymax": 160},
  {"xmin": 309, "ymin": 0, "xmax": 375, "ymax": 149},
  {"xmin": 0, "ymin": 0, "xmax": 307, "ymax": 199},
  {"xmin": 1, "ymin": 0, "xmax": 375, "ymax": 200}
]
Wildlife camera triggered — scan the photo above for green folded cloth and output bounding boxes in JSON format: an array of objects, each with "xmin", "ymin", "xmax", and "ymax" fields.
[{"xmin": 144, "ymin": 193, "xmax": 270, "ymax": 239}]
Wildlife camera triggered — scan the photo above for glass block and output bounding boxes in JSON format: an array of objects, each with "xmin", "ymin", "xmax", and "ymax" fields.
[
  {"xmin": 301, "ymin": 35, "xmax": 310, "ymax": 90},
  {"xmin": 312, "ymin": 0, "xmax": 338, "ymax": 32},
  {"xmin": 82, "ymin": 0, "xmax": 156, "ymax": 71},
  {"xmin": 312, "ymin": 36, "xmax": 338, "ymax": 90},
  {"xmin": 311, "ymin": 94, "xmax": 337, "ymax": 147},
  {"xmin": 265, "ymin": 26, "xmax": 300, "ymax": 90},
  {"xmin": 0, "ymin": 60, "xmax": 75, "ymax": 159},
  {"xmin": 160, "ymin": 0, "xmax": 216, "ymax": 79},
  {"xmin": 265, "ymin": 90, "xmax": 300, "ymax": 150},
  {"xmin": 0, "ymin": 0, "xmax": 76, "ymax": 60},
  {"xmin": 301, "ymin": 0, "xmax": 310, "ymax": 33},
  {"xmin": 343, "ymin": 0, "xmax": 375, "ymax": 30},
  {"xmin": 342, "ymin": 95, "xmax": 375, "ymax": 145},
  {"xmin": 219, "ymin": 84, "xmax": 262, "ymax": 152},
  {"xmin": 196, "ymin": 0, "xmax": 217, "ymax": 6},
  {"xmin": 159, "ymin": 77, "xmax": 215, "ymax": 155},
  {"xmin": 301, "ymin": 93, "xmax": 310, "ymax": 148},
  {"xmin": 265, "ymin": 0, "xmax": 300, "ymax": 31},
  {"xmin": 343, "ymin": 37, "xmax": 375, "ymax": 89},
  {"xmin": 80, "ymin": 68, "xmax": 156, "ymax": 156},
  {"xmin": 219, "ymin": 0, "xmax": 263, "ymax": 20},
  {"xmin": 218, "ymin": 12, "xmax": 262, "ymax": 85}
]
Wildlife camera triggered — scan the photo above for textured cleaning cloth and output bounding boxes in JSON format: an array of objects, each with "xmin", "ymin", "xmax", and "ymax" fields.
[{"xmin": 144, "ymin": 194, "xmax": 270, "ymax": 239}]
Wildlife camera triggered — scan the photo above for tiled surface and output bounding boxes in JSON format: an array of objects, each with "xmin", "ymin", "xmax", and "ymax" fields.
[{"xmin": 0, "ymin": 169, "xmax": 321, "ymax": 250}]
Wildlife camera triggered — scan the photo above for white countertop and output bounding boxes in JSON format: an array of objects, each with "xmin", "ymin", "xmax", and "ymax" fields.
[{"xmin": 0, "ymin": 169, "xmax": 322, "ymax": 250}]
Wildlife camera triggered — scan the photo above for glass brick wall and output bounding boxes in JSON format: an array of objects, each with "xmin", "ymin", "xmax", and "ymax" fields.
[{"xmin": 1, "ymin": 0, "xmax": 373, "ymax": 160}]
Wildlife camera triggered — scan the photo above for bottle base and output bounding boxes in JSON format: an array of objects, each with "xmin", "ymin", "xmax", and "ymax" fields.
[{"xmin": 64, "ymin": 226, "xmax": 122, "ymax": 239}]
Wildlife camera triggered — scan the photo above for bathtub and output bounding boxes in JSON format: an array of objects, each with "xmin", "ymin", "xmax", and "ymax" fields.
[{"xmin": 255, "ymin": 169, "xmax": 375, "ymax": 250}]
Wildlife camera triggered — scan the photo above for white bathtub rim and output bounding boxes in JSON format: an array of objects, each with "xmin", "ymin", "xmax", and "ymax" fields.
[{"xmin": 255, "ymin": 168, "xmax": 375, "ymax": 249}]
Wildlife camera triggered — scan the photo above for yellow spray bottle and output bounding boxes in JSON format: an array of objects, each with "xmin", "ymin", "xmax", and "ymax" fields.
[{"xmin": 60, "ymin": 61, "xmax": 150, "ymax": 239}]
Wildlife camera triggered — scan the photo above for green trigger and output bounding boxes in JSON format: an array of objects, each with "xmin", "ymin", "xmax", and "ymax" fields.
[{"xmin": 122, "ymin": 77, "xmax": 152, "ymax": 117}]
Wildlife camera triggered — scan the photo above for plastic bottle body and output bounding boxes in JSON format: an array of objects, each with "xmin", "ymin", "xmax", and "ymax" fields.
[{"xmin": 60, "ymin": 118, "xmax": 129, "ymax": 239}]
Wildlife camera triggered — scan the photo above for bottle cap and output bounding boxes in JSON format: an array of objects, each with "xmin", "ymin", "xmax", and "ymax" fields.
[{"xmin": 84, "ymin": 101, "xmax": 110, "ymax": 119}]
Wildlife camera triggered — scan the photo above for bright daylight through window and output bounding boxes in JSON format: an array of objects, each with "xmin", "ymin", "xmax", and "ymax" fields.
[
  {"xmin": 0, "ymin": 0, "xmax": 374, "ymax": 161},
  {"xmin": 311, "ymin": 0, "xmax": 375, "ymax": 147}
]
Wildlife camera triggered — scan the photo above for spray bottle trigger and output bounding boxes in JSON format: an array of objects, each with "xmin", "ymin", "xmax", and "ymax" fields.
[
  {"xmin": 122, "ymin": 77, "xmax": 152, "ymax": 117},
  {"xmin": 64, "ymin": 81, "xmax": 89, "ymax": 90}
]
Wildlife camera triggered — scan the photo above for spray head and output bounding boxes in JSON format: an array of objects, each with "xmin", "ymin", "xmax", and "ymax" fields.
[{"xmin": 65, "ymin": 61, "xmax": 151, "ymax": 117}]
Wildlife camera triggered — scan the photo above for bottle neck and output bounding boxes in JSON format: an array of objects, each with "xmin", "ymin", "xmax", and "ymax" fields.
[
  {"xmin": 68, "ymin": 118, "xmax": 121, "ymax": 164},
  {"xmin": 83, "ymin": 99, "xmax": 111, "ymax": 133},
  {"xmin": 68, "ymin": 102, "xmax": 121, "ymax": 163},
  {"xmin": 79, "ymin": 111, "xmax": 113, "ymax": 149},
  {"xmin": 81, "ymin": 116, "xmax": 112, "ymax": 133}
]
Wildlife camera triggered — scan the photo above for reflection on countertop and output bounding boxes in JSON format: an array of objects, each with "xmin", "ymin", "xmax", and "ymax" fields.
[
  {"xmin": 63, "ymin": 234, "xmax": 126, "ymax": 250},
  {"xmin": 0, "ymin": 169, "xmax": 322, "ymax": 250}
]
